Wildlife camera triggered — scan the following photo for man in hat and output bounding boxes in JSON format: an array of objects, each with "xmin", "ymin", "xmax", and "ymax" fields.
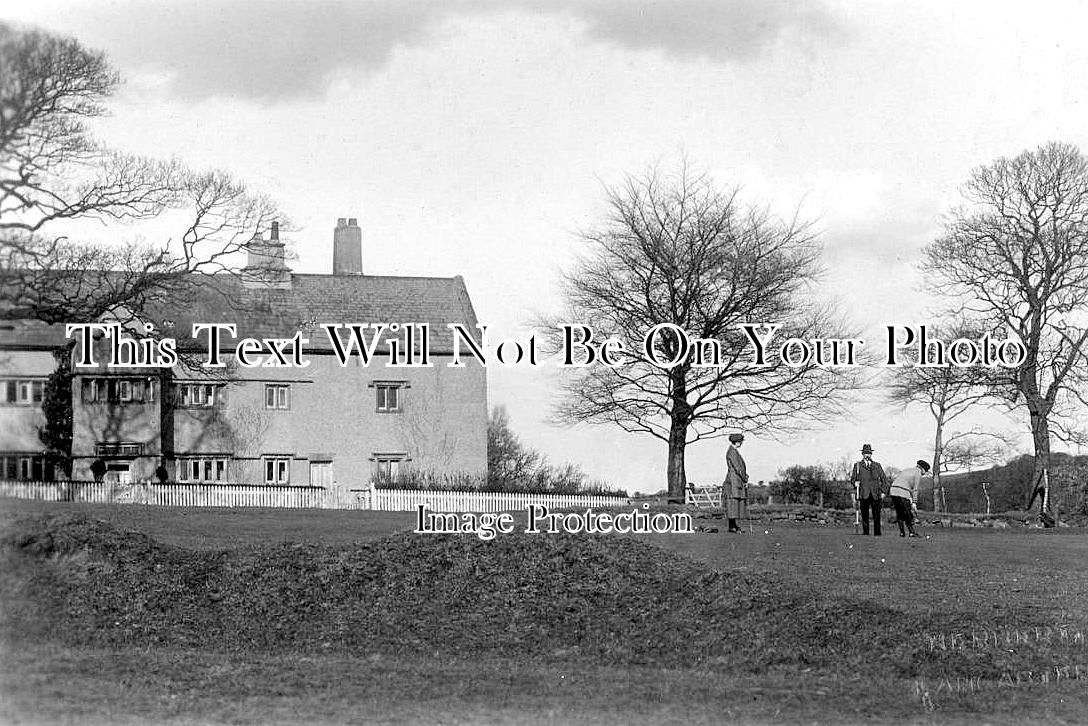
[
  {"xmin": 889, "ymin": 460, "xmax": 929, "ymax": 537},
  {"xmin": 724, "ymin": 433, "xmax": 749, "ymax": 533},
  {"xmin": 850, "ymin": 444, "xmax": 888, "ymax": 536}
]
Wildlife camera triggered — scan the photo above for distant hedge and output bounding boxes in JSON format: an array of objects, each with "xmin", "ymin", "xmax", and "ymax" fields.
[
  {"xmin": 372, "ymin": 468, "xmax": 629, "ymax": 498},
  {"xmin": 926, "ymin": 453, "xmax": 1088, "ymax": 515}
]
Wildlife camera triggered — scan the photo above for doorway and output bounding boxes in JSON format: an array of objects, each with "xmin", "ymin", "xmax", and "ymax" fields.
[{"xmin": 104, "ymin": 461, "xmax": 133, "ymax": 484}]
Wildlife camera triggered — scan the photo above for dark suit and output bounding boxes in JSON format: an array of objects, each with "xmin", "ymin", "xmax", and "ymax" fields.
[{"xmin": 851, "ymin": 459, "xmax": 887, "ymax": 535}]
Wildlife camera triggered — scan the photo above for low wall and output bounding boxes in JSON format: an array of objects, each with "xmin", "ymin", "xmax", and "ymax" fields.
[{"xmin": 691, "ymin": 504, "xmax": 1076, "ymax": 528}]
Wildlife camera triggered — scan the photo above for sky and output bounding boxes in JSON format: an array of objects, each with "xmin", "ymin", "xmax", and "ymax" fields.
[{"xmin": 6, "ymin": 0, "xmax": 1088, "ymax": 493}]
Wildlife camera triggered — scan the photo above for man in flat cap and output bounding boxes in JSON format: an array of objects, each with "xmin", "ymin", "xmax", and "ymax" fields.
[
  {"xmin": 724, "ymin": 433, "xmax": 749, "ymax": 533},
  {"xmin": 889, "ymin": 459, "xmax": 930, "ymax": 537},
  {"xmin": 850, "ymin": 444, "xmax": 888, "ymax": 536}
]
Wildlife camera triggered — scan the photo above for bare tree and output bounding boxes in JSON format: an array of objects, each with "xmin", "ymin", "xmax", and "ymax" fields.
[
  {"xmin": 400, "ymin": 386, "xmax": 461, "ymax": 468},
  {"xmin": 940, "ymin": 429, "xmax": 1016, "ymax": 474},
  {"xmin": 0, "ymin": 23, "xmax": 284, "ymax": 325},
  {"xmin": 222, "ymin": 403, "xmax": 271, "ymax": 481},
  {"xmin": 941, "ymin": 429, "xmax": 1016, "ymax": 516},
  {"xmin": 923, "ymin": 142, "xmax": 1088, "ymax": 525},
  {"xmin": 544, "ymin": 163, "xmax": 858, "ymax": 501},
  {"xmin": 823, "ymin": 454, "xmax": 855, "ymax": 508},
  {"xmin": 886, "ymin": 321, "xmax": 998, "ymax": 512},
  {"xmin": 487, "ymin": 406, "xmax": 542, "ymax": 489},
  {"xmin": 1, "ymin": 24, "xmax": 287, "ymax": 481}
]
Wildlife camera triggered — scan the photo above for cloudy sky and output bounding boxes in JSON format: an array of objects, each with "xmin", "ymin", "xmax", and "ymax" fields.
[{"xmin": 7, "ymin": 1, "xmax": 1088, "ymax": 492}]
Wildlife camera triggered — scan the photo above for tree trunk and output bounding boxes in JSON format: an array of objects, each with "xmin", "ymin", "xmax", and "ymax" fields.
[
  {"xmin": 159, "ymin": 368, "xmax": 174, "ymax": 466},
  {"xmin": 932, "ymin": 415, "xmax": 945, "ymax": 513},
  {"xmin": 666, "ymin": 419, "xmax": 688, "ymax": 503},
  {"xmin": 666, "ymin": 369, "xmax": 691, "ymax": 503},
  {"xmin": 1029, "ymin": 411, "xmax": 1056, "ymax": 525}
]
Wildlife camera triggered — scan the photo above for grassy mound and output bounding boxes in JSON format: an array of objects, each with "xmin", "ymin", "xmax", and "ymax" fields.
[{"xmin": 0, "ymin": 513, "xmax": 1061, "ymax": 680}]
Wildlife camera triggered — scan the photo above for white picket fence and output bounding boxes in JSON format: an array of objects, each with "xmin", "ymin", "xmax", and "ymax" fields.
[
  {"xmin": 371, "ymin": 488, "xmax": 630, "ymax": 513},
  {"xmin": 0, "ymin": 480, "xmax": 629, "ymax": 512},
  {"xmin": 0, "ymin": 480, "xmax": 334, "ymax": 508}
]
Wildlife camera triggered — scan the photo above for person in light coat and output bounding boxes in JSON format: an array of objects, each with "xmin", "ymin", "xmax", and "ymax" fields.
[
  {"xmin": 889, "ymin": 459, "xmax": 930, "ymax": 537},
  {"xmin": 724, "ymin": 433, "xmax": 749, "ymax": 533}
]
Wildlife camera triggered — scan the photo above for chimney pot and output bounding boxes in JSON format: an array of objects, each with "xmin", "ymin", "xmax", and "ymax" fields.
[
  {"xmin": 333, "ymin": 215, "xmax": 363, "ymax": 275},
  {"xmin": 243, "ymin": 221, "xmax": 291, "ymax": 288}
]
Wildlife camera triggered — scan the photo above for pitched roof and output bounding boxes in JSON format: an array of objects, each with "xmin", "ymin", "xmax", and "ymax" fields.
[
  {"xmin": 0, "ymin": 273, "xmax": 482, "ymax": 354},
  {"xmin": 162, "ymin": 273, "xmax": 481, "ymax": 353},
  {"xmin": 0, "ymin": 318, "xmax": 66, "ymax": 349}
]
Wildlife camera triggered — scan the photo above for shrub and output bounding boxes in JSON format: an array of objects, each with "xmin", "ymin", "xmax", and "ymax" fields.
[
  {"xmin": 372, "ymin": 469, "xmax": 486, "ymax": 492},
  {"xmin": 770, "ymin": 465, "xmax": 853, "ymax": 509},
  {"xmin": 374, "ymin": 466, "xmax": 628, "ymax": 498},
  {"xmin": 38, "ymin": 355, "xmax": 73, "ymax": 478},
  {"xmin": 482, "ymin": 406, "xmax": 628, "ymax": 497}
]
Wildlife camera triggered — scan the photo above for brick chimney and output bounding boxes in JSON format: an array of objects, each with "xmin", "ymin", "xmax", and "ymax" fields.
[
  {"xmin": 243, "ymin": 221, "xmax": 291, "ymax": 288},
  {"xmin": 333, "ymin": 217, "xmax": 362, "ymax": 275}
]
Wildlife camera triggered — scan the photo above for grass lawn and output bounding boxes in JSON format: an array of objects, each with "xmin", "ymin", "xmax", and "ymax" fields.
[
  {"xmin": 2, "ymin": 499, "xmax": 1087, "ymax": 725},
  {"xmin": 0, "ymin": 498, "xmax": 418, "ymax": 549}
]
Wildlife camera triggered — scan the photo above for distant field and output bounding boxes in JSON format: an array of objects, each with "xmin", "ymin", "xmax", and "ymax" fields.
[{"xmin": 2, "ymin": 499, "xmax": 1087, "ymax": 725}]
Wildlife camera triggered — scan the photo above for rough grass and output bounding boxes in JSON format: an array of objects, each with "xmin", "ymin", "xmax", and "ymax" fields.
[
  {"xmin": 2, "ymin": 501, "xmax": 1088, "ymax": 725},
  {"xmin": 2, "ymin": 513, "xmax": 910, "ymax": 673}
]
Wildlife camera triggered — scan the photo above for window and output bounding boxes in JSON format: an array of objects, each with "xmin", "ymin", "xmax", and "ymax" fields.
[
  {"xmin": 372, "ymin": 453, "xmax": 408, "ymax": 482},
  {"xmin": 265, "ymin": 384, "xmax": 290, "ymax": 409},
  {"xmin": 81, "ymin": 378, "xmax": 154, "ymax": 404},
  {"xmin": 0, "ymin": 379, "xmax": 45, "ymax": 406},
  {"xmin": 82, "ymin": 379, "xmax": 101, "ymax": 403},
  {"xmin": 0, "ymin": 454, "xmax": 53, "ymax": 481},
  {"xmin": 177, "ymin": 383, "xmax": 219, "ymax": 408},
  {"xmin": 18, "ymin": 381, "xmax": 43, "ymax": 404},
  {"xmin": 372, "ymin": 381, "xmax": 407, "ymax": 413},
  {"xmin": 309, "ymin": 461, "xmax": 333, "ymax": 487},
  {"xmin": 176, "ymin": 456, "xmax": 228, "ymax": 483},
  {"xmin": 95, "ymin": 442, "xmax": 143, "ymax": 457},
  {"xmin": 264, "ymin": 457, "xmax": 291, "ymax": 484}
]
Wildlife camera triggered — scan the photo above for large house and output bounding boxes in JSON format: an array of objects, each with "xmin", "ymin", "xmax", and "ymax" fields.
[{"xmin": 0, "ymin": 218, "xmax": 488, "ymax": 489}]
